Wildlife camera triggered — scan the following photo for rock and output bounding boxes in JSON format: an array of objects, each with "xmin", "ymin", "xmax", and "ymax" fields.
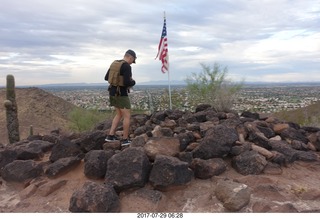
[
  {"xmin": 215, "ymin": 179, "xmax": 251, "ymax": 212},
  {"xmin": 1, "ymin": 160, "xmax": 43, "ymax": 183},
  {"xmin": 149, "ymin": 155, "xmax": 193, "ymax": 189},
  {"xmin": 269, "ymin": 140, "xmax": 300, "ymax": 163},
  {"xmin": 69, "ymin": 181, "xmax": 120, "ymax": 212},
  {"xmin": 177, "ymin": 132, "xmax": 195, "ymax": 151},
  {"xmin": 245, "ymin": 122, "xmax": 271, "ymax": 149},
  {"xmin": 229, "ymin": 142, "xmax": 251, "ymax": 156},
  {"xmin": 119, "ymin": 187, "xmax": 167, "ymax": 212},
  {"xmin": 291, "ymin": 140, "xmax": 309, "ymax": 151},
  {"xmin": 280, "ymin": 127, "xmax": 309, "ymax": 144},
  {"xmin": 16, "ymin": 140, "xmax": 54, "ymax": 161},
  {"xmin": 195, "ymin": 104, "xmax": 212, "ymax": 112},
  {"xmin": 73, "ymin": 130, "xmax": 106, "ymax": 152},
  {"xmin": 241, "ymin": 111, "xmax": 260, "ymax": 120},
  {"xmin": 272, "ymin": 123, "xmax": 290, "ymax": 134},
  {"xmin": 190, "ymin": 158, "xmax": 227, "ymax": 179},
  {"xmin": 231, "ymin": 150, "xmax": 268, "ymax": 175},
  {"xmin": 251, "ymin": 144, "xmax": 274, "ymax": 159},
  {"xmin": 37, "ymin": 179, "xmax": 67, "ymax": 197},
  {"xmin": 144, "ymin": 137, "xmax": 180, "ymax": 160},
  {"xmin": 105, "ymin": 147, "xmax": 151, "ymax": 192},
  {"xmin": 49, "ymin": 137, "xmax": 83, "ymax": 162},
  {"xmin": 307, "ymin": 131, "xmax": 320, "ymax": 151},
  {"xmin": 45, "ymin": 156, "xmax": 82, "ymax": 178},
  {"xmin": 84, "ymin": 150, "xmax": 114, "ymax": 179},
  {"xmin": 193, "ymin": 124, "xmax": 238, "ymax": 159},
  {"xmin": 0, "ymin": 149, "xmax": 17, "ymax": 171}
]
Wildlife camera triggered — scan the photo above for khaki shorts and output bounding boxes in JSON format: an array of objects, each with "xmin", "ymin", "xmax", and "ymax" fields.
[{"xmin": 109, "ymin": 96, "xmax": 131, "ymax": 109}]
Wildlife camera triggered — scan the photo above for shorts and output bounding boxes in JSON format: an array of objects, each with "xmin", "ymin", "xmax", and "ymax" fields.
[{"xmin": 109, "ymin": 96, "xmax": 131, "ymax": 109}]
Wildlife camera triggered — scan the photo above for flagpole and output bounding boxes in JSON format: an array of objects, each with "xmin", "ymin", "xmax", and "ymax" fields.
[
  {"xmin": 156, "ymin": 11, "xmax": 172, "ymax": 110},
  {"xmin": 168, "ymin": 69, "xmax": 172, "ymax": 110},
  {"xmin": 164, "ymin": 12, "xmax": 172, "ymax": 110}
]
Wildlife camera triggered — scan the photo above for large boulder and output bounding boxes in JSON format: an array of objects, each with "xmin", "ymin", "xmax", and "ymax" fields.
[
  {"xmin": 45, "ymin": 156, "xmax": 82, "ymax": 178},
  {"xmin": 1, "ymin": 160, "xmax": 43, "ymax": 182},
  {"xmin": 84, "ymin": 150, "xmax": 114, "ymax": 179},
  {"xmin": 193, "ymin": 124, "xmax": 238, "ymax": 159},
  {"xmin": 190, "ymin": 158, "xmax": 227, "ymax": 179},
  {"xmin": 149, "ymin": 155, "xmax": 193, "ymax": 189},
  {"xmin": 73, "ymin": 130, "xmax": 106, "ymax": 152},
  {"xmin": 231, "ymin": 150, "xmax": 268, "ymax": 175},
  {"xmin": 69, "ymin": 181, "xmax": 120, "ymax": 212},
  {"xmin": 105, "ymin": 147, "xmax": 151, "ymax": 192},
  {"xmin": 215, "ymin": 179, "xmax": 251, "ymax": 212},
  {"xmin": 144, "ymin": 137, "xmax": 180, "ymax": 161},
  {"xmin": 49, "ymin": 137, "xmax": 83, "ymax": 162}
]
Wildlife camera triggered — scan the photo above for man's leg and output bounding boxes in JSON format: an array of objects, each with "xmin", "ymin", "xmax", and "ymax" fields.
[
  {"xmin": 120, "ymin": 108, "xmax": 131, "ymax": 139},
  {"xmin": 109, "ymin": 108, "xmax": 122, "ymax": 135}
]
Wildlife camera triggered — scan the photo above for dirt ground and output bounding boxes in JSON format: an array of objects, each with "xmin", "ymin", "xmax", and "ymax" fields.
[{"xmin": 1, "ymin": 152, "xmax": 320, "ymax": 213}]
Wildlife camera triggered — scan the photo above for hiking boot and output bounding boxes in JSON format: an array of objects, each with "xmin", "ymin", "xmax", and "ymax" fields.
[
  {"xmin": 121, "ymin": 139, "xmax": 131, "ymax": 146},
  {"xmin": 105, "ymin": 135, "xmax": 119, "ymax": 142}
]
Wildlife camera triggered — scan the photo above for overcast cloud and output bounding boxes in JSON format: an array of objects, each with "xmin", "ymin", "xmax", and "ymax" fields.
[{"xmin": 0, "ymin": 0, "xmax": 319, "ymax": 86}]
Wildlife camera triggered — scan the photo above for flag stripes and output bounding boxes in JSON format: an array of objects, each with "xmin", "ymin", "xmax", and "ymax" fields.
[{"xmin": 156, "ymin": 16, "xmax": 169, "ymax": 73}]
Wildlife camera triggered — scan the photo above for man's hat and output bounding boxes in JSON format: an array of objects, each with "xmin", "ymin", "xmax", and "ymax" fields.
[{"xmin": 126, "ymin": 49, "xmax": 137, "ymax": 63}]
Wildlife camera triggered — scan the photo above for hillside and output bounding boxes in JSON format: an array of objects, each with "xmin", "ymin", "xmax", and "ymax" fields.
[
  {"xmin": 272, "ymin": 101, "xmax": 320, "ymax": 128},
  {"xmin": 0, "ymin": 87, "xmax": 78, "ymax": 145}
]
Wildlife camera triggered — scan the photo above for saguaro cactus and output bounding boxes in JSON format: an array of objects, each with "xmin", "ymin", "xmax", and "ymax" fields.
[{"xmin": 4, "ymin": 74, "xmax": 20, "ymax": 143}]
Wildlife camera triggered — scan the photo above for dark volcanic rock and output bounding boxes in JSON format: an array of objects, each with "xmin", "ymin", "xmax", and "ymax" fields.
[
  {"xmin": 231, "ymin": 150, "xmax": 268, "ymax": 175},
  {"xmin": 1, "ymin": 160, "xmax": 43, "ymax": 182},
  {"xmin": 149, "ymin": 155, "xmax": 193, "ymax": 189},
  {"xmin": 69, "ymin": 181, "xmax": 120, "ymax": 212},
  {"xmin": 193, "ymin": 124, "xmax": 238, "ymax": 159},
  {"xmin": 105, "ymin": 147, "xmax": 151, "ymax": 192}
]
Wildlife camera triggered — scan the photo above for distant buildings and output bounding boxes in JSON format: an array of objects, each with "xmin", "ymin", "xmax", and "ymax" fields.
[{"xmin": 45, "ymin": 85, "xmax": 320, "ymax": 114}]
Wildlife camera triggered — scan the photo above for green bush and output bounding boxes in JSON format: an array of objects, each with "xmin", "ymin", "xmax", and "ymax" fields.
[
  {"xmin": 158, "ymin": 88, "xmax": 188, "ymax": 111},
  {"xmin": 185, "ymin": 63, "xmax": 243, "ymax": 112},
  {"xmin": 68, "ymin": 107, "xmax": 149, "ymax": 133},
  {"xmin": 68, "ymin": 108, "xmax": 112, "ymax": 132}
]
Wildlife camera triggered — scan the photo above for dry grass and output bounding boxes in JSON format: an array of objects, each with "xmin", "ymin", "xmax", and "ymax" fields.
[{"xmin": 272, "ymin": 101, "xmax": 320, "ymax": 127}]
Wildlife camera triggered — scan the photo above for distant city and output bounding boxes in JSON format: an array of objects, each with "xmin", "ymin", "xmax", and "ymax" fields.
[{"xmin": 33, "ymin": 82, "xmax": 320, "ymax": 114}]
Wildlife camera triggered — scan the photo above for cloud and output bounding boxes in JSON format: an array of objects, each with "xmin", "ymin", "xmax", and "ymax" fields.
[{"xmin": 0, "ymin": 0, "xmax": 319, "ymax": 86}]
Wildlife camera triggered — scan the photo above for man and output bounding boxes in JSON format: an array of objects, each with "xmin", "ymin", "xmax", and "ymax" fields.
[{"xmin": 104, "ymin": 49, "xmax": 137, "ymax": 146}]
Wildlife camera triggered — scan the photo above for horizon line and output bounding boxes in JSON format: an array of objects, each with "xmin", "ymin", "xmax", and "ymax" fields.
[{"xmin": 1, "ymin": 80, "xmax": 320, "ymax": 88}]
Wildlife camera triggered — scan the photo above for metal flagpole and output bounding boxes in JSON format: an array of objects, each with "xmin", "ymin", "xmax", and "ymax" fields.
[
  {"xmin": 164, "ymin": 11, "xmax": 172, "ymax": 110},
  {"xmin": 156, "ymin": 11, "xmax": 172, "ymax": 110},
  {"xmin": 168, "ymin": 69, "xmax": 172, "ymax": 110}
]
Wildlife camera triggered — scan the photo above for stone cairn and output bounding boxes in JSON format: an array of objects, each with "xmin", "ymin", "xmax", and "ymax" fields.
[{"xmin": 0, "ymin": 104, "xmax": 319, "ymax": 212}]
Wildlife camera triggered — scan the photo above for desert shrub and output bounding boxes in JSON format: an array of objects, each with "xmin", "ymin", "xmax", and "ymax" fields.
[
  {"xmin": 185, "ymin": 63, "xmax": 243, "ymax": 112},
  {"xmin": 158, "ymin": 88, "xmax": 188, "ymax": 111}
]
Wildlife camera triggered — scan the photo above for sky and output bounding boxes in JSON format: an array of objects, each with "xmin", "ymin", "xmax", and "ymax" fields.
[{"xmin": 0, "ymin": 0, "xmax": 319, "ymax": 86}]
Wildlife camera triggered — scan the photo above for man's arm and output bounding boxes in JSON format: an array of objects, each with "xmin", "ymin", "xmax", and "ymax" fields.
[
  {"xmin": 104, "ymin": 69, "xmax": 110, "ymax": 81},
  {"xmin": 121, "ymin": 64, "xmax": 136, "ymax": 87}
]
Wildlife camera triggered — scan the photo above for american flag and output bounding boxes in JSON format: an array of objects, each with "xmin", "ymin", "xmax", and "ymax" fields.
[{"xmin": 155, "ymin": 15, "xmax": 169, "ymax": 73}]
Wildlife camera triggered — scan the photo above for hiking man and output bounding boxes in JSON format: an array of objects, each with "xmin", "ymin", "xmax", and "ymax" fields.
[{"xmin": 104, "ymin": 49, "xmax": 137, "ymax": 146}]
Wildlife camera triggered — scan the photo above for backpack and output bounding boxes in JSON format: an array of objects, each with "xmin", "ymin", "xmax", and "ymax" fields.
[{"xmin": 108, "ymin": 60, "xmax": 126, "ymax": 86}]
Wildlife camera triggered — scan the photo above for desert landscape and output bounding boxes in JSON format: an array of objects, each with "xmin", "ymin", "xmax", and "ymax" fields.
[{"xmin": 1, "ymin": 88, "xmax": 320, "ymax": 213}]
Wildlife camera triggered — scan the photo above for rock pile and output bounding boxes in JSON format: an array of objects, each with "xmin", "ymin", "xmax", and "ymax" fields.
[{"xmin": 1, "ymin": 104, "xmax": 320, "ymax": 212}]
